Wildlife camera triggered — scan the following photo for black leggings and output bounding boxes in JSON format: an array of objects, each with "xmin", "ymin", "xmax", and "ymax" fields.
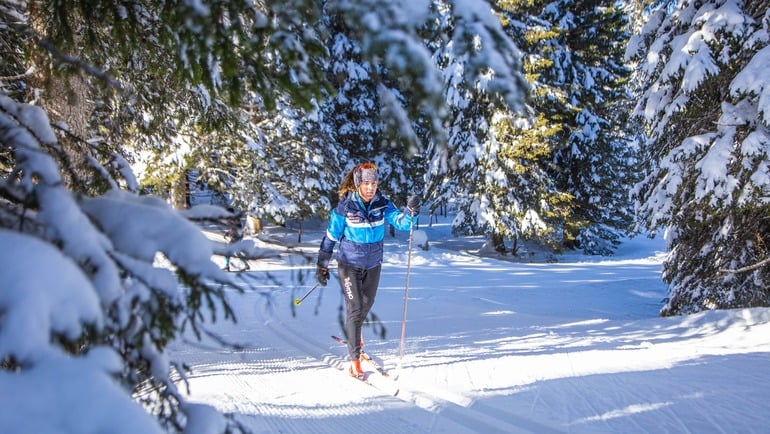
[{"xmin": 337, "ymin": 263, "xmax": 382, "ymax": 360}]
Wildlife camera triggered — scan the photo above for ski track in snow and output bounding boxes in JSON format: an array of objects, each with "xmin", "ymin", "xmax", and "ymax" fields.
[
  {"xmin": 260, "ymin": 290, "xmax": 551, "ymax": 433},
  {"xmin": 168, "ymin": 226, "xmax": 770, "ymax": 433},
  {"xmin": 170, "ymin": 283, "xmax": 562, "ymax": 433}
]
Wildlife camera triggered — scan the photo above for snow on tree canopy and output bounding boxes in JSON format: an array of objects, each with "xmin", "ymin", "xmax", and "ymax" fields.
[
  {"xmin": 731, "ymin": 45, "xmax": 770, "ymax": 123},
  {"xmin": 0, "ymin": 96, "xmax": 58, "ymax": 189},
  {"xmin": 0, "ymin": 349, "xmax": 163, "ymax": 434},
  {"xmin": 0, "ymin": 230, "xmax": 102, "ymax": 362},
  {"xmin": 80, "ymin": 190, "xmax": 226, "ymax": 283}
]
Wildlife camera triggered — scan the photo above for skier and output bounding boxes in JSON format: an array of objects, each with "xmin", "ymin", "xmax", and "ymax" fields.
[
  {"xmin": 316, "ymin": 162, "xmax": 420, "ymax": 378},
  {"xmin": 223, "ymin": 208, "xmax": 250, "ymax": 272}
]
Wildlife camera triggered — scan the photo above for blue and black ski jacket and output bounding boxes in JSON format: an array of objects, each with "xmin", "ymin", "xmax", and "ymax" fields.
[{"xmin": 318, "ymin": 190, "xmax": 416, "ymax": 270}]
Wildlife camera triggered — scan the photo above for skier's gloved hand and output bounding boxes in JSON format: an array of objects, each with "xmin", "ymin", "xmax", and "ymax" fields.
[
  {"xmin": 316, "ymin": 266, "xmax": 329, "ymax": 286},
  {"xmin": 406, "ymin": 195, "xmax": 421, "ymax": 216}
]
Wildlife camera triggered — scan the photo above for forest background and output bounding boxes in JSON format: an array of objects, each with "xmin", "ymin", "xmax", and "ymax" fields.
[{"xmin": 2, "ymin": 0, "xmax": 769, "ymax": 432}]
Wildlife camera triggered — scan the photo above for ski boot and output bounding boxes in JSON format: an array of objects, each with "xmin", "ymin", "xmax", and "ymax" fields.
[{"xmin": 349, "ymin": 359, "xmax": 364, "ymax": 378}]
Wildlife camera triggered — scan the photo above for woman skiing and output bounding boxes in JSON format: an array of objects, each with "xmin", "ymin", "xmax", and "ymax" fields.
[{"xmin": 316, "ymin": 162, "xmax": 420, "ymax": 378}]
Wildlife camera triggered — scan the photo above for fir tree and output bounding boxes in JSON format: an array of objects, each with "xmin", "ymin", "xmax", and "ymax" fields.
[
  {"xmin": 628, "ymin": 0, "xmax": 770, "ymax": 315},
  {"xmin": 499, "ymin": 0, "xmax": 636, "ymax": 255},
  {"xmin": 556, "ymin": 0, "xmax": 636, "ymax": 254},
  {"xmin": 318, "ymin": 10, "xmax": 414, "ymax": 205},
  {"xmin": 423, "ymin": 0, "xmax": 530, "ymax": 253}
]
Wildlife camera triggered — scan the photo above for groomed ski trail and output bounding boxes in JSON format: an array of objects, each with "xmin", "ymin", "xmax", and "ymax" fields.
[{"xmin": 254, "ymin": 290, "xmax": 563, "ymax": 434}]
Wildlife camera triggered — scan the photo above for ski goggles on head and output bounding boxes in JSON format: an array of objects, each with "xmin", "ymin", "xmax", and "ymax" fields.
[{"xmin": 354, "ymin": 162, "xmax": 378, "ymax": 187}]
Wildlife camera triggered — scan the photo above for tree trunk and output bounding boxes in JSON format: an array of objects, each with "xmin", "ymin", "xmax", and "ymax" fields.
[
  {"xmin": 27, "ymin": 7, "xmax": 93, "ymax": 193},
  {"xmin": 491, "ymin": 232, "xmax": 507, "ymax": 254},
  {"xmin": 170, "ymin": 170, "xmax": 188, "ymax": 209}
]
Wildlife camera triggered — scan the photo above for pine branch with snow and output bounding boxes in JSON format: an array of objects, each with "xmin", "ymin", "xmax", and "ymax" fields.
[{"xmin": 0, "ymin": 95, "xmax": 268, "ymax": 433}]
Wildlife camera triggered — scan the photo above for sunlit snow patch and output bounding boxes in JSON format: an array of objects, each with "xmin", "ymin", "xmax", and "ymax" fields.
[{"xmin": 482, "ymin": 310, "xmax": 515, "ymax": 316}]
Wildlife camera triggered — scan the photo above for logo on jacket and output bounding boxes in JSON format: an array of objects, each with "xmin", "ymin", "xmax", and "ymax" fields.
[{"xmin": 345, "ymin": 212, "xmax": 363, "ymax": 224}]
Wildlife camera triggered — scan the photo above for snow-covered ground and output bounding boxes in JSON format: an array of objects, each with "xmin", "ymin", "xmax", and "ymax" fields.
[{"xmin": 170, "ymin": 217, "xmax": 770, "ymax": 433}]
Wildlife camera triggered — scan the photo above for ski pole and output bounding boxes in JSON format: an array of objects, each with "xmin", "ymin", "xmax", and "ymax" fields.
[
  {"xmin": 396, "ymin": 217, "xmax": 416, "ymax": 379},
  {"xmin": 294, "ymin": 283, "xmax": 321, "ymax": 306}
]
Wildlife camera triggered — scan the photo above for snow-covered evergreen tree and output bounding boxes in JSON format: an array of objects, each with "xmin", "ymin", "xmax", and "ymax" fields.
[
  {"xmin": 318, "ymin": 9, "xmax": 414, "ymax": 205},
  {"xmin": 423, "ymin": 0, "xmax": 530, "ymax": 252},
  {"xmin": 2, "ymin": 1, "xmax": 334, "ymax": 430},
  {"xmin": 199, "ymin": 97, "xmax": 340, "ymax": 226},
  {"xmin": 497, "ymin": 0, "xmax": 636, "ymax": 255},
  {"xmin": 628, "ymin": 0, "xmax": 770, "ymax": 314},
  {"xmin": 542, "ymin": 0, "xmax": 636, "ymax": 255}
]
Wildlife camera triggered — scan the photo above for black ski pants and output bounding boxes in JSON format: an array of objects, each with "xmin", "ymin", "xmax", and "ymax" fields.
[{"xmin": 337, "ymin": 262, "xmax": 381, "ymax": 361}]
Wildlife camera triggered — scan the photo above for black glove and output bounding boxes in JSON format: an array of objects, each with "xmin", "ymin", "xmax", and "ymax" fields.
[
  {"xmin": 406, "ymin": 195, "xmax": 421, "ymax": 216},
  {"xmin": 316, "ymin": 265, "xmax": 329, "ymax": 286}
]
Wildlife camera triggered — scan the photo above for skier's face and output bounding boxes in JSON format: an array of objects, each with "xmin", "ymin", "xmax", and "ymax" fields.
[{"xmin": 358, "ymin": 181, "xmax": 377, "ymax": 202}]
